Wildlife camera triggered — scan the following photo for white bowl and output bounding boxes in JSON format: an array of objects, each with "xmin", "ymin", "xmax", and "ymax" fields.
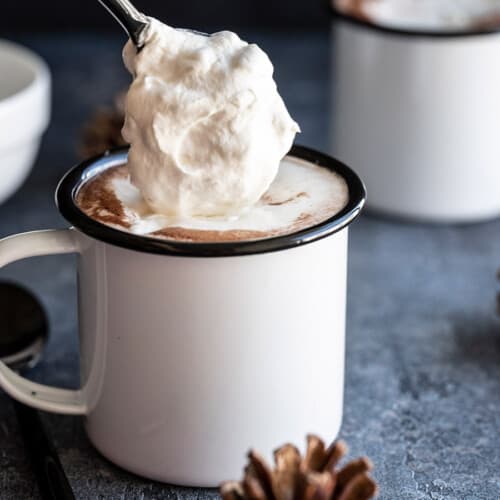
[{"xmin": 0, "ymin": 40, "xmax": 51, "ymax": 204}]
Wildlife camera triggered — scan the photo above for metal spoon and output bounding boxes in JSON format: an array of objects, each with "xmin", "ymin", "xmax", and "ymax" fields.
[
  {"xmin": 97, "ymin": 0, "xmax": 209, "ymax": 48},
  {"xmin": 0, "ymin": 282, "xmax": 75, "ymax": 500},
  {"xmin": 97, "ymin": 0, "xmax": 150, "ymax": 48}
]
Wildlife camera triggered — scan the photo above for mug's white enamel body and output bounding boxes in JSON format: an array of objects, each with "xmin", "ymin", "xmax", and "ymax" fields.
[
  {"xmin": 79, "ymin": 228, "xmax": 348, "ymax": 484},
  {"xmin": 0, "ymin": 147, "xmax": 365, "ymax": 486},
  {"xmin": 330, "ymin": 12, "xmax": 500, "ymax": 222}
]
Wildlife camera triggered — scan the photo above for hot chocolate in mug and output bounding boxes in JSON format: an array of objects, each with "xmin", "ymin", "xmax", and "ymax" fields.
[{"xmin": 0, "ymin": 146, "xmax": 365, "ymax": 486}]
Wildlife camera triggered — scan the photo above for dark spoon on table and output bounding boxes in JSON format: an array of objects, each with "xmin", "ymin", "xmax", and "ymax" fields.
[{"xmin": 0, "ymin": 282, "xmax": 75, "ymax": 500}]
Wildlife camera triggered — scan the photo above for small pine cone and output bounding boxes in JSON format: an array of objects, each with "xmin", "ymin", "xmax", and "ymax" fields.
[
  {"xmin": 220, "ymin": 436, "xmax": 378, "ymax": 500},
  {"xmin": 80, "ymin": 92, "xmax": 127, "ymax": 159}
]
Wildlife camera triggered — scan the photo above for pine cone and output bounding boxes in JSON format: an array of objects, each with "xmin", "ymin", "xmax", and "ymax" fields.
[
  {"xmin": 220, "ymin": 436, "xmax": 378, "ymax": 500},
  {"xmin": 80, "ymin": 92, "xmax": 127, "ymax": 159}
]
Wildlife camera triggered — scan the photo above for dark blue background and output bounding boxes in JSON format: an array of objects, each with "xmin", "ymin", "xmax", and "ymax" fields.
[{"xmin": 2, "ymin": 0, "xmax": 329, "ymax": 32}]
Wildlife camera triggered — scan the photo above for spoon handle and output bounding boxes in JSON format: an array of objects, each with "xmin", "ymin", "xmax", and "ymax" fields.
[
  {"xmin": 97, "ymin": 0, "xmax": 149, "ymax": 47},
  {"xmin": 14, "ymin": 401, "xmax": 75, "ymax": 500}
]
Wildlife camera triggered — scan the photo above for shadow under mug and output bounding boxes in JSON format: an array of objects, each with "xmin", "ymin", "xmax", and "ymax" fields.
[
  {"xmin": 329, "ymin": 5, "xmax": 500, "ymax": 223},
  {"xmin": 0, "ymin": 145, "xmax": 365, "ymax": 486}
]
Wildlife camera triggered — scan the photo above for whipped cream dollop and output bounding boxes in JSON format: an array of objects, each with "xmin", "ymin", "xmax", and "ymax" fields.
[
  {"xmin": 336, "ymin": 0, "xmax": 500, "ymax": 30},
  {"xmin": 122, "ymin": 19, "xmax": 300, "ymax": 217}
]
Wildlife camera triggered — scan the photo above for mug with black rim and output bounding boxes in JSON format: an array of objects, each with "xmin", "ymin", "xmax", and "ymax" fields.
[
  {"xmin": 0, "ymin": 145, "xmax": 365, "ymax": 486},
  {"xmin": 328, "ymin": 1, "xmax": 500, "ymax": 223}
]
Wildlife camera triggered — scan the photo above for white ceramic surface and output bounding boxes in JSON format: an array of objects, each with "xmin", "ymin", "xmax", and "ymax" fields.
[
  {"xmin": 331, "ymin": 17, "xmax": 500, "ymax": 222},
  {"xmin": 0, "ymin": 40, "xmax": 51, "ymax": 204},
  {"xmin": 0, "ymin": 148, "xmax": 364, "ymax": 486},
  {"xmin": 0, "ymin": 227, "xmax": 348, "ymax": 486}
]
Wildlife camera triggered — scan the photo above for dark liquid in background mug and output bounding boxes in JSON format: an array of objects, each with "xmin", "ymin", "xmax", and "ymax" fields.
[{"xmin": 333, "ymin": 0, "xmax": 500, "ymax": 31}]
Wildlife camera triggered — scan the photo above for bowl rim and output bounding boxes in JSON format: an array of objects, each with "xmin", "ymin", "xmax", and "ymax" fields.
[{"xmin": 0, "ymin": 39, "xmax": 50, "ymax": 112}]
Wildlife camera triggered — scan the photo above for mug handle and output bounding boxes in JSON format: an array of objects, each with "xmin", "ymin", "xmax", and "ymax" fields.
[{"xmin": 0, "ymin": 229, "xmax": 87, "ymax": 415}]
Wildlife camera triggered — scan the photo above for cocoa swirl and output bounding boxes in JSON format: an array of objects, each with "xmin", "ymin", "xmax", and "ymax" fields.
[
  {"xmin": 76, "ymin": 168, "xmax": 131, "ymax": 229},
  {"xmin": 334, "ymin": 0, "xmax": 372, "ymax": 21},
  {"xmin": 472, "ymin": 12, "xmax": 500, "ymax": 30},
  {"xmin": 76, "ymin": 163, "xmax": 347, "ymax": 243}
]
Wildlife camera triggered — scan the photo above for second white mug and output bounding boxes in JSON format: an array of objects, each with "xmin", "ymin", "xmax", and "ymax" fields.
[{"xmin": 330, "ymin": 6, "xmax": 500, "ymax": 223}]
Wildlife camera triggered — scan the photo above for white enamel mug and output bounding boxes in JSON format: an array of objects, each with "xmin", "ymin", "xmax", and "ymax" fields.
[
  {"xmin": 329, "ymin": 6, "xmax": 500, "ymax": 222},
  {"xmin": 0, "ymin": 146, "xmax": 365, "ymax": 486}
]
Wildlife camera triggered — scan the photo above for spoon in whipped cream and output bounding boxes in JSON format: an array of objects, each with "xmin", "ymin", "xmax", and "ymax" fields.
[
  {"xmin": 98, "ymin": 0, "xmax": 210, "ymax": 46},
  {"xmin": 97, "ymin": 0, "xmax": 300, "ymax": 218},
  {"xmin": 98, "ymin": 0, "xmax": 150, "ymax": 48}
]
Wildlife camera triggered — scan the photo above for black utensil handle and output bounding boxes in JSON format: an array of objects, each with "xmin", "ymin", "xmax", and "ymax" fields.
[{"xmin": 13, "ymin": 401, "xmax": 75, "ymax": 500}]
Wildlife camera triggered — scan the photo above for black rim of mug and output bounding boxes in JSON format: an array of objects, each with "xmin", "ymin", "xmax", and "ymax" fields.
[
  {"xmin": 326, "ymin": 0, "xmax": 500, "ymax": 38},
  {"xmin": 56, "ymin": 145, "xmax": 366, "ymax": 258}
]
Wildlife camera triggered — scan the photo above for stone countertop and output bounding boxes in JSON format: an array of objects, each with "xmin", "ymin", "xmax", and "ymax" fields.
[{"xmin": 0, "ymin": 31, "xmax": 499, "ymax": 500}]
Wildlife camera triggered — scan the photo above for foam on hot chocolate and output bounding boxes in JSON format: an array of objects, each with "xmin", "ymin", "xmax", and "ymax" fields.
[
  {"xmin": 76, "ymin": 156, "xmax": 349, "ymax": 243},
  {"xmin": 335, "ymin": 0, "xmax": 500, "ymax": 31}
]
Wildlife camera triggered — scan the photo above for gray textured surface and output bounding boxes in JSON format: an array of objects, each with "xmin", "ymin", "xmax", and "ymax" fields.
[{"xmin": 0, "ymin": 31, "xmax": 499, "ymax": 499}]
